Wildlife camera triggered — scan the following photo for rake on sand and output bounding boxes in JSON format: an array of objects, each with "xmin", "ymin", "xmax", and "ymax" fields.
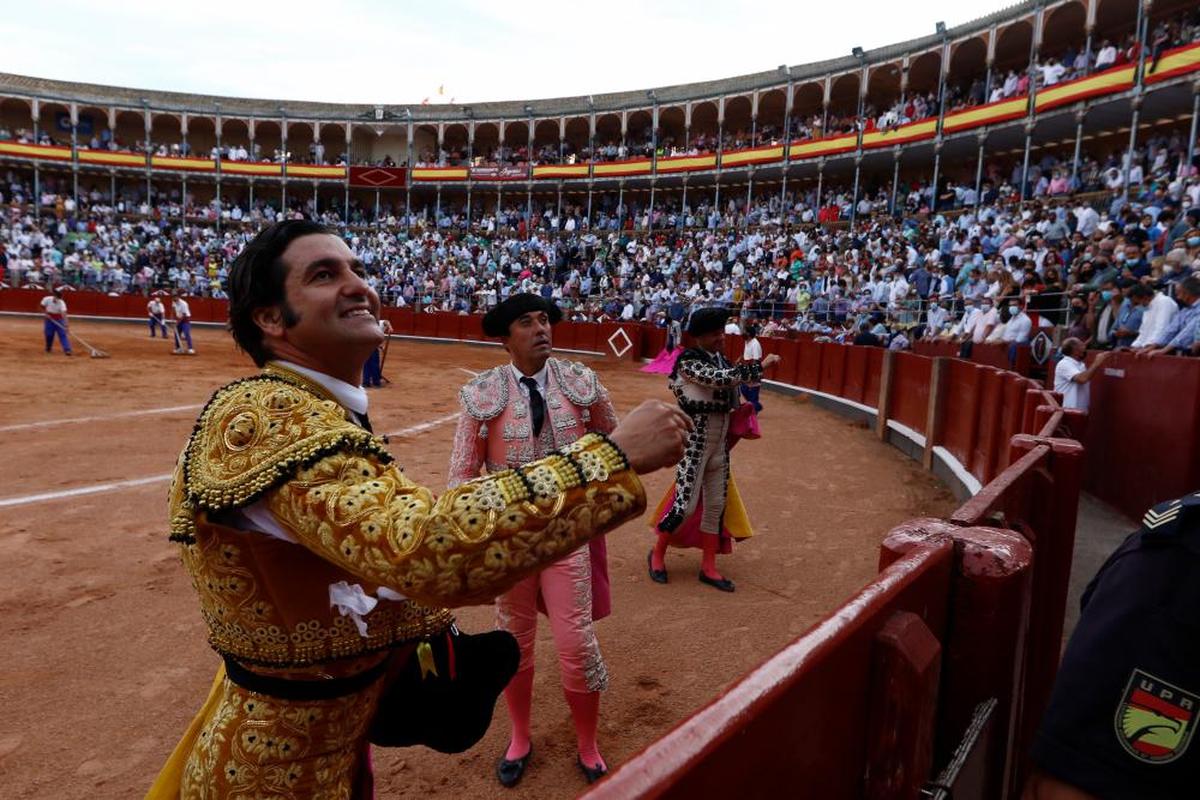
[{"xmin": 48, "ymin": 318, "xmax": 110, "ymax": 358}]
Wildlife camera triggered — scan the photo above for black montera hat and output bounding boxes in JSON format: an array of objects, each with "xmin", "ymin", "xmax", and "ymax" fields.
[
  {"xmin": 482, "ymin": 293, "xmax": 562, "ymax": 337},
  {"xmin": 686, "ymin": 306, "xmax": 731, "ymax": 336}
]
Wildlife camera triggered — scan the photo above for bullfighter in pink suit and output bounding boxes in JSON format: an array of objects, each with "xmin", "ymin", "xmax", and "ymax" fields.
[{"xmin": 448, "ymin": 293, "xmax": 620, "ymax": 788}]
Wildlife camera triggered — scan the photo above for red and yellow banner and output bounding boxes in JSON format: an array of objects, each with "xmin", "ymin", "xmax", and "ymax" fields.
[
  {"xmin": 861, "ymin": 118, "xmax": 937, "ymax": 150},
  {"xmin": 592, "ymin": 158, "xmax": 653, "ymax": 178},
  {"xmin": 942, "ymin": 96, "xmax": 1029, "ymax": 133},
  {"xmin": 654, "ymin": 154, "xmax": 718, "ymax": 174},
  {"xmin": 788, "ymin": 134, "xmax": 858, "ymax": 161},
  {"xmin": 1035, "ymin": 64, "xmax": 1135, "ymax": 113},
  {"xmin": 532, "ymin": 163, "xmax": 589, "ymax": 179},
  {"xmin": 411, "ymin": 166, "xmax": 468, "ymax": 182},
  {"xmin": 79, "ymin": 149, "xmax": 146, "ymax": 167},
  {"xmin": 721, "ymin": 144, "xmax": 784, "ymax": 168},
  {"xmin": 152, "ymin": 155, "xmax": 218, "ymax": 172},
  {"xmin": 286, "ymin": 164, "xmax": 345, "ymax": 179},
  {"xmin": 1144, "ymin": 41, "xmax": 1200, "ymax": 86},
  {"xmin": 0, "ymin": 141, "xmax": 71, "ymax": 161},
  {"xmin": 220, "ymin": 161, "xmax": 283, "ymax": 177}
]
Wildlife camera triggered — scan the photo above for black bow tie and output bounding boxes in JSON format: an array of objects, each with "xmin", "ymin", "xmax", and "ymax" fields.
[{"xmin": 519, "ymin": 377, "xmax": 545, "ymax": 437}]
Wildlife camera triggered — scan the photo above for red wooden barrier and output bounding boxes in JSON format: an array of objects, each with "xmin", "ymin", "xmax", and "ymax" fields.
[
  {"xmin": 843, "ymin": 346, "xmax": 869, "ymax": 404},
  {"xmin": 942, "ymin": 360, "xmax": 982, "ymax": 472},
  {"xmin": 412, "ymin": 311, "xmax": 437, "ymax": 338},
  {"xmin": 889, "ymin": 353, "xmax": 932, "ymax": 436},
  {"xmin": 818, "ymin": 343, "xmax": 848, "ymax": 396},
  {"xmin": 582, "ymin": 541, "xmax": 955, "ymax": 800},
  {"xmin": 795, "ymin": 339, "xmax": 822, "ymax": 389},
  {"xmin": 433, "ymin": 311, "xmax": 462, "ymax": 341}
]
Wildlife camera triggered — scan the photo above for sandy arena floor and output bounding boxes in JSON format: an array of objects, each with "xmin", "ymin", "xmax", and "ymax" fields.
[{"xmin": 0, "ymin": 315, "xmax": 955, "ymax": 799}]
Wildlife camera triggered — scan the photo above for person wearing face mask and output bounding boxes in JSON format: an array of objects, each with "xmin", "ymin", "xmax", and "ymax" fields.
[
  {"xmin": 1138, "ymin": 275, "xmax": 1200, "ymax": 358},
  {"xmin": 1128, "ymin": 283, "xmax": 1178, "ymax": 349},
  {"xmin": 1111, "ymin": 281, "xmax": 1145, "ymax": 349},
  {"xmin": 959, "ymin": 297, "xmax": 996, "ymax": 358},
  {"xmin": 1095, "ymin": 282, "xmax": 1124, "ymax": 349},
  {"xmin": 1002, "ymin": 299, "xmax": 1033, "ymax": 366}
]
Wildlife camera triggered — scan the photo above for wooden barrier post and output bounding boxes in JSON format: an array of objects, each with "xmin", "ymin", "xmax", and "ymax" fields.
[
  {"xmin": 922, "ymin": 357, "xmax": 948, "ymax": 470},
  {"xmin": 863, "ymin": 611, "xmax": 941, "ymax": 800},
  {"xmin": 1005, "ymin": 434, "xmax": 1085, "ymax": 792},
  {"xmin": 881, "ymin": 519, "xmax": 1034, "ymax": 800},
  {"xmin": 877, "ymin": 349, "xmax": 895, "ymax": 441}
]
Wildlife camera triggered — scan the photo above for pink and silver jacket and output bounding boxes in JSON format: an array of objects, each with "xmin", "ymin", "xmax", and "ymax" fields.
[{"xmin": 448, "ymin": 357, "xmax": 620, "ymax": 618}]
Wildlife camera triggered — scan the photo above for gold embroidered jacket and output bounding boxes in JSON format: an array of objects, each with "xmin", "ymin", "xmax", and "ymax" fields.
[{"xmin": 169, "ymin": 366, "xmax": 645, "ymax": 669}]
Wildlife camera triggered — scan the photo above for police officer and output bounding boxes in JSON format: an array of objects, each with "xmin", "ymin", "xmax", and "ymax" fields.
[{"xmin": 1025, "ymin": 493, "xmax": 1200, "ymax": 799}]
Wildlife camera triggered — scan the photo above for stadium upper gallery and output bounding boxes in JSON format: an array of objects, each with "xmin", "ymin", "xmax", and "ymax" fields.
[
  {"xmin": 3, "ymin": 0, "xmax": 1200, "ymax": 798},
  {"xmin": 0, "ymin": 0, "xmax": 1196, "ymax": 225}
]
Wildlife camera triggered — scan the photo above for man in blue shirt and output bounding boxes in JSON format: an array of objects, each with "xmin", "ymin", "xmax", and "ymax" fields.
[{"xmin": 1139, "ymin": 275, "xmax": 1200, "ymax": 358}]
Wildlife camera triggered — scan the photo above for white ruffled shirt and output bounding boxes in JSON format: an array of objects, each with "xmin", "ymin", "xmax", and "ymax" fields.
[{"xmin": 233, "ymin": 361, "xmax": 405, "ymax": 636}]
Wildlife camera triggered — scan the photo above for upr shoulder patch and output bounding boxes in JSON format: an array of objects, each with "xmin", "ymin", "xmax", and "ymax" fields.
[{"xmin": 1115, "ymin": 668, "xmax": 1198, "ymax": 764}]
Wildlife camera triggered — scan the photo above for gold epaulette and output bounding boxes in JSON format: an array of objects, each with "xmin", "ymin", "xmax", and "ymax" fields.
[{"xmin": 169, "ymin": 373, "xmax": 390, "ymax": 542}]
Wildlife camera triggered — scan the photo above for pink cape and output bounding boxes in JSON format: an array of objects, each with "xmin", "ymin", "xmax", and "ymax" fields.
[{"xmin": 641, "ymin": 347, "xmax": 683, "ymax": 375}]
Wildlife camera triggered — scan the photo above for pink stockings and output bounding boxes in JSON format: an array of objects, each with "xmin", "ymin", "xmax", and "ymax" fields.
[{"xmin": 651, "ymin": 530, "xmax": 725, "ymax": 581}]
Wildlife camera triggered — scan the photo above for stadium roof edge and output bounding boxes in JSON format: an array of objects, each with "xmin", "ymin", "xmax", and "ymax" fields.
[{"xmin": 0, "ymin": 1, "xmax": 1042, "ymax": 121}]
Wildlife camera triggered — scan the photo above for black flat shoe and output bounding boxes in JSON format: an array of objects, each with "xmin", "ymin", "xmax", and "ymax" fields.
[
  {"xmin": 647, "ymin": 550, "xmax": 668, "ymax": 584},
  {"xmin": 496, "ymin": 744, "xmax": 532, "ymax": 788},
  {"xmin": 577, "ymin": 755, "xmax": 608, "ymax": 784},
  {"xmin": 698, "ymin": 572, "xmax": 735, "ymax": 592}
]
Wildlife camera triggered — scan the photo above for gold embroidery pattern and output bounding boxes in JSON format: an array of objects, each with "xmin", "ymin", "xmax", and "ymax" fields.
[
  {"xmin": 173, "ymin": 374, "xmax": 391, "ymax": 542},
  {"xmin": 180, "ymin": 673, "xmax": 381, "ymax": 799},
  {"xmin": 267, "ymin": 433, "xmax": 645, "ymax": 608},
  {"xmin": 179, "ymin": 532, "xmax": 453, "ymax": 667}
]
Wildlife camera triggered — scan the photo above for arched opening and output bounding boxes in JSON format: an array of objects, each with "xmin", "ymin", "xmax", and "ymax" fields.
[
  {"xmin": 75, "ymin": 105, "xmax": 110, "ymax": 150},
  {"xmin": 318, "ymin": 123, "xmax": 347, "ymax": 166},
  {"xmin": 791, "ymin": 83, "xmax": 824, "ymax": 139},
  {"xmin": 350, "ymin": 126, "xmax": 379, "ymax": 166},
  {"xmin": 757, "ymin": 89, "xmax": 787, "ymax": 144},
  {"xmin": 722, "ymin": 95, "xmax": 752, "ymax": 149},
  {"xmin": 503, "ymin": 120, "xmax": 529, "ymax": 163},
  {"xmin": 286, "ymin": 121, "xmax": 315, "ymax": 164},
  {"xmin": 1040, "ymin": 1, "xmax": 1088, "ymax": 84},
  {"xmin": 564, "ymin": 117, "xmax": 589, "ymax": 162},
  {"xmin": 187, "ymin": 116, "xmax": 216, "ymax": 159},
  {"xmin": 436, "ymin": 122, "xmax": 464, "ymax": 165},
  {"xmin": 995, "ymin": 19, "xmax": 1035, "ymax": 84},
  {"xmin": 37, "ymin": 102, "xmax": 72, "ymax": 147},
  {"xmin": 866, "ymin": 64, "xmax": 902, "ymax": 127},
  {"xmin": 222, "ymin": 119, "xmax": 251, "ymax": 160},
  {"xmin": 689, "ymin": 101, "xmax": 719, "ymax": 151},
  {"xmin": 948, "ymin": 37, "xmax": 989, "ymax": 109},
  {"xmin": 594, "ymin": 113, "xmax": 621, "ymax": 160},
  {"xmin": 413, "ymin": 124, "xmax": 437, "ymax": 165},
  {"xmin": 114, "ymin": 109, "xmax": 146, "ymax": 151},
  {"xmin": 659, "ymin": 106, "xmax": 686, "ymax": 154},
  {"xmin": 253, "ymin": 120, "xmax": 282, "ymax": 162},
  {"xmin": 468, "ymin": 122, "xmax": 495, "ymax": 165},
  {"xmin": 827, "ymin": 73, "xmax": 860, "ymax": 133},
  {"xmin": 533, "ymin": 119, "xmax": 561, "ymax": 163},
  {"xmin": 627, "ymin": 109, "xmax": 653, "ymax": 157},
  {"xmin": 150, "ymin": 114, "xmax": 182, "ymax": 156},
  {"xmin": 0, "ymin": 97, "xmax": 33, "ymax": 142}
]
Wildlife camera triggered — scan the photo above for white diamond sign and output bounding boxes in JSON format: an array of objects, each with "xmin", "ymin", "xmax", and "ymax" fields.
[{"xmin": 607, "ymin": 328, "xmax": 633, "ymax": 358}]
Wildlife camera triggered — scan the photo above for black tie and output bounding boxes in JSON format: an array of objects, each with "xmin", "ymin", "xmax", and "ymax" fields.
[
  {"xmin": 520, "ymin": 377, "xmax": 545, "ymax": 438},
  {"xmin": 357, "ymin": 411, "xmax": 374, "ymax": 433}
]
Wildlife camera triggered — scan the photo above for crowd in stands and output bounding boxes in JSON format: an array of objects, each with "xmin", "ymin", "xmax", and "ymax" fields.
[{"xmin": 3, "ymin": 124, "xmax": 1199, "ymax": 376}]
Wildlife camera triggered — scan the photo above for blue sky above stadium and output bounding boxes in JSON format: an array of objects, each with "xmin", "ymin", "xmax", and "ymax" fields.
[{"xmin": 4, "ymin": 0, "xmax": 1007, "ymax": 104}]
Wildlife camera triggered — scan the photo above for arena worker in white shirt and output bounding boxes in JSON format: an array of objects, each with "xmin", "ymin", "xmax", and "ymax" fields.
[{"xmin": 1054, "ymin": 338, "xmax": 1112, "ymax": 412}]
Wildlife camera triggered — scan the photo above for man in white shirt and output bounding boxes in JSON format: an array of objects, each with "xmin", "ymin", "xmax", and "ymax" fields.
[
  {"xmin": 1129, "ymin": 285, "xmax": 1178, "ymax": 349},
  {"xmin": 171, "ymin": 290, "xmax": 195, "ymax": 354},
  {"xmin": 740, "ymin": 323, "xmax": 764, "ymax": 412},
  {"xmin": 147, "ymin": 295, "xmax": 168, "ymax": 338},
  {"xmin": 724, "ymin": 315, "xmax": 742, "ymax": 335},
  {"xmin": 1054, "ymin": 338, "xmax": 1111, "ymax": 412},
  {"xmin": 1003, "ymin": 300, "xmax": 1033, "ymax": 367},
  {"xmin": 40, "ymin": 286, "xmax": 72, "ymax": 355}
]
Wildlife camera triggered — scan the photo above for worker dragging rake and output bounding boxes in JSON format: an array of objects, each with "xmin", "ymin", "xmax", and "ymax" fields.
[{"xmin": 46, "ymin": 317, "xmax": 111, "ymax": 359}]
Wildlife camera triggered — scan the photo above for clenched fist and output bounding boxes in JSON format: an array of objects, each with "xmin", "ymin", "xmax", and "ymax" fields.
[{"xmin": 609, "ymin": 400, "xmax": 693, "ymax": 474}]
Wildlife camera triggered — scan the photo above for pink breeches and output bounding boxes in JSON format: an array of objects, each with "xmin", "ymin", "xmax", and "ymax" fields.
[{"xmin": 495, "ymin": 546, "xmax": 609, "ymax": 693}]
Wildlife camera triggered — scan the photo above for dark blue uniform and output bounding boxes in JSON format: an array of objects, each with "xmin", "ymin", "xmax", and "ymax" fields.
[{"xmin": 1032, "ymin": 493, "xmax": 1200, "ymax": 799}]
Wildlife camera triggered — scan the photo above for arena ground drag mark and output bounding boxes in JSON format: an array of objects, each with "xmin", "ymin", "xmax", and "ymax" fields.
[
  {"xmin": 457, "ymin": 367, "xmax": 479, "ymax": 377},
  {"xmin": 0, "ymin": 413, "xmax": 461, "ymax": 509},
  {"xmin": 0, "ymin": 403, "xmax": 204, "ymax": 433}
]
